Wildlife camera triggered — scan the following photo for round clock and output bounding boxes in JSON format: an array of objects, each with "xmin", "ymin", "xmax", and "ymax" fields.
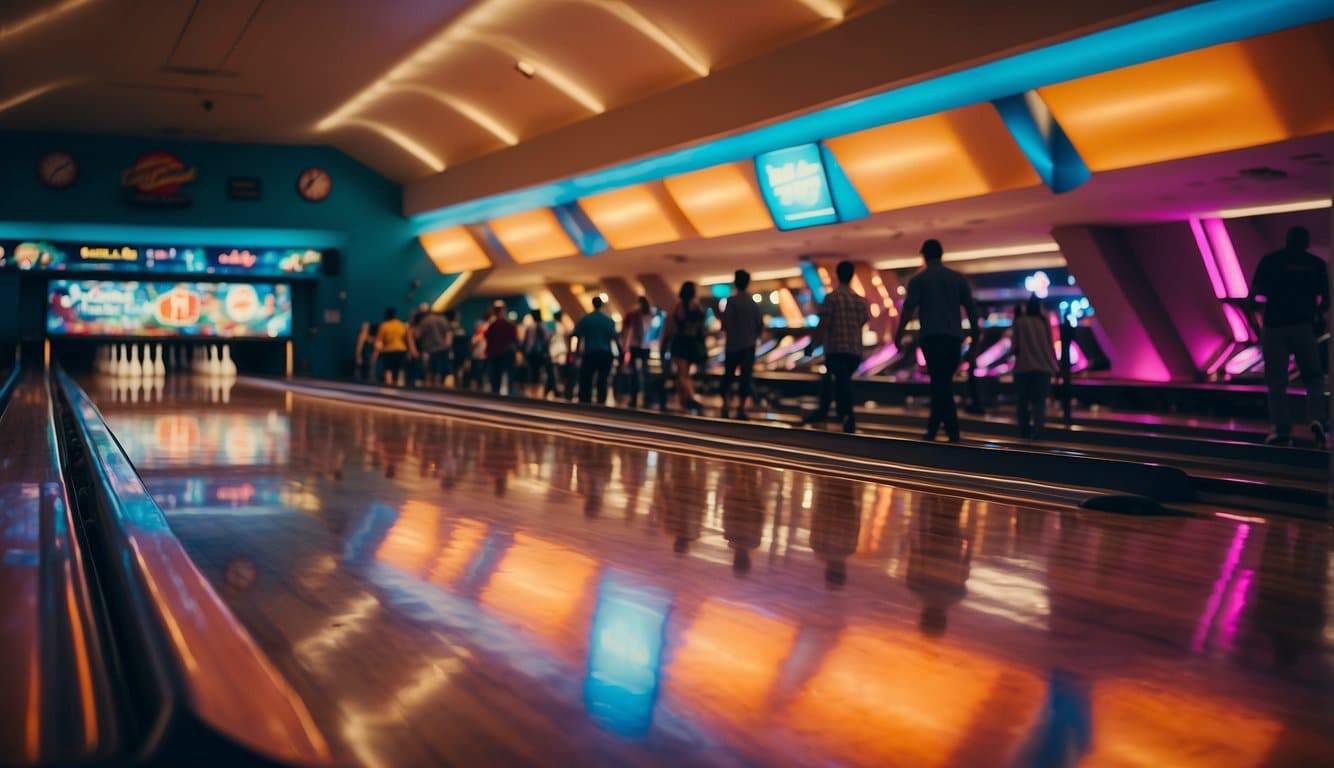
[
  {"xmin": 37, "ymin": 151, "xmax": 78, "ymax": 189},
  {"xmin": 297, "ymin": 167, "xmax": 332, "ymax": 202}
]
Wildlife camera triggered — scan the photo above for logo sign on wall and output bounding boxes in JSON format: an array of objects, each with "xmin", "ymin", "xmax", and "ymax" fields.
[
  {"xmin": 47, "ymin": 279, "xmax": 293, "ymax": 338},
  {"xmin": 121, "ymin": 151, "xmax": 197, "ymax": 206},
  {"xmin": 754, "ymin": 143, "xmax": 838, "ymax": 231}
]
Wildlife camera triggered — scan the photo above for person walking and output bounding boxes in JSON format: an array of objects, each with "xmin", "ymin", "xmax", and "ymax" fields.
[
  {"xmin": 572, "ymin": 295, "xmax": 619, "ymax": 405},
  {"xmin": 720, "ymin": 269, "xmax": 765, "ymax": 420},
  {"xmin": 1249, "ymin": 226, "xmax": 1328, "ymax": 447},
  {"xmin": 662, "ymin": 281, "xmax": 707, "ymax": 413},
  {"xmin": 894, "ymin": 240, "xmax": 979, "ymax": 442},
  {"xmin": 484, "ymin": 300, "xmax": 518, "ymax": 394},
  {"xmin": 374, "ymin": 307, "xmax": 413, "ymax": 386},
  {"xmin": 521, "ymin": 309, "xmax": 557, "ymax": 395},
  {"xmin": 549, "ymin": 310, "xmax": 576, "ymax": 400},
  {"xmin": 353, "ymin": 320, "xmax": 377, "ymax": 381},
  {"xmin": 802, "ymin": 261, "xmax": 869, "ymax": 433},
  {"xmin": 620, "ymin": 296, "xmax": 654, "ymax": 408},
  {"xmin": 414, "ymin": 306, "xmax": 451, "ymax": 387},
  {"xmin": 1011, "ymin": 295, "xmax": 1059, "ymax": 439}
]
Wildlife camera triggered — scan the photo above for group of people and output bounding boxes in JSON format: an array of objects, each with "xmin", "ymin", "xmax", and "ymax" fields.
[{"xmin": 354, "ymin": 226, "xmax": 1327, "ymax": 448}]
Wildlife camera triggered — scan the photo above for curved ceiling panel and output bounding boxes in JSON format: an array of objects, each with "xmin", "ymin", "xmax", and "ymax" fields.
[
  {"xmin": 420, "ymin": 226, "xmax": 492, "ymax": 274},
  {"xmin": 1038, "ymin": 23, "xmax": 1334, "ymax": 172},
  {"xmin": 577, "ymin": 183, "xmax": 688, "ymax": 250},
  {"xmin": 663, "ymin": 162, "xmax": 773, "ymax": 238},
  {"xmin": 488, "ymin": 208, "xmax": 578, "ymax": 264},
  {"xmin": 824, "ymin": 104, "xmax": 1039, "ymax": 214}
]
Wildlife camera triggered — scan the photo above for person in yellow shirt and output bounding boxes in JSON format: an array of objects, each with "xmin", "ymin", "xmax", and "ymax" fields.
[{"xmin": 374, "ymin": 307, "xmax": 415, "ymax": 385}]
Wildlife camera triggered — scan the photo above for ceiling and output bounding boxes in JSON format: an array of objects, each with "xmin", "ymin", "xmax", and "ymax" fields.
[
  {"xmin": 476, "ymin": 134, "xmax": 1332, "ymax": 294},
  {"xmin": 0, "ymin": 0, "xmax": 874, "ymax": 181}
]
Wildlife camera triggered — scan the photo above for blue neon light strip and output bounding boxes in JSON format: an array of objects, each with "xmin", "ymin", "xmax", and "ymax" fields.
[
  {"xmin": 0, "ymin": 221, "xmax": 346, "ymax": 248},
  {"xmin": 991, "ymin": 93, "xmax": 1091, "ymax": 194},
  {"xmin": 551, "ymin": 202, "xmax": 609, "ymax": 255},
  {"xmin": 819, "ymin": 143, "xmax": 870, "ymax": 221},
  {"xmin": 410, "ymin": 0, "xmax": 1331, "ymax": 233},
  {"xmin": 799, "ymin": 260, "xmax": 827, "ymax": 304}
]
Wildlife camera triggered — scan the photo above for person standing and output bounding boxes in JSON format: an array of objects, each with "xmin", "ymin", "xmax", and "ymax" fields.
[
  {"xmin": 620, "ymin": 296, "xmax": 654, "ymax": 408},
  {"xmin": 894, "ymin": 240, "xmax": 979, "ymax": 442},
  {"xmin": 720, "ymin": 270, "xmax": 766, "ymax": 420},
  {"xmin": 549, "ymin": 310, "xmax": 575, "ymax": 400},
  {"xmin": 1249, "ymin": 226, "xmax": 1329, "ymax": 447},
  {"xmin": 445, "ymin": 309, "xmax": 468, "ymax": 387},
  {"xmin": 521, "ymin": 309, "xmax": 557, "ymax": 396},
  {"xmin": 353, "ymin": 320, "xmax": 377, "ymax": 381},
  {"xmin": 572, "ymin": 296, "xmax": 619, "ymax": 405},
  {"xmin": 802, "ymin": 261, "xmax": 869, "ymax": 433},
  {"xmin": 1011, "ymin": 296, "xmax": 1059, "ymax": 439},
  {"xmin": 662, "ymin": 281, "xmax": 706, "ymax": 413},
  {"xmin": 484, "ymin": 300, "xmax": 518, "ymax": 394},
  {"xmin": 414, "ymin": 307, "xmax": 452, "ymax": 387},
  {"xmin": 374, "ymin": 307, "xmax": 413, "ymax": 386}
]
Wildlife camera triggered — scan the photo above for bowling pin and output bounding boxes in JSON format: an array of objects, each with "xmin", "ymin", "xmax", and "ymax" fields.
[
  {"xmin": 220, "ymin": 345, "xmax": 237, "ymax": 378},
  {"xmin": 208, "ymin": 345, "xmax": 221, "ymax": 377},
  {"xmin": 129, "ymin": 344, "xmax": 143, "ymax": 378},
  {"xmin": 114, "ymin": 345, "xmax": 127, "ymax": 378},
  {"xmin": 153, "ymin": 344, "xmax": 166, "ymax": 378}
]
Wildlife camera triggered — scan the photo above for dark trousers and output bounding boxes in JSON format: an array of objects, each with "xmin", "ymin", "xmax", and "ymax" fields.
[
  {"xmin": 487, "ymin": 352, "xmax": 514, "ymax": 394},
  {"xmin": 1262, "ymin": 324, "xmax": 1325, "ymax": 435},
  {"xmin": 921, "ymin": 336, "xmax": 963, "ymax": 440},
  {"xmin": 526, "ymin": 351, "xmax": 556, "ymax": 393},
  {"xmin": 578, "ymin": 350, "xmax": 613, "ymax": 404},
  {"xmin": 721, "ymin": 347, "xmax": 756, "ymax": 408},
  {"xmin": 816, "ymin": 353, "xmax": 860, "ymax": 421},
  {"xmin": 1014, "ymin": 371, "xmax": 1051, "ymax": 437},
  {"xmin": 625, "ymin": 347, "xmax": 650, "ymax": 407}
]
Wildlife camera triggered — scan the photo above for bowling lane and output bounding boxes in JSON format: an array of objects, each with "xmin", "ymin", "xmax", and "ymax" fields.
[{"xmin": 90, "ymin": 378, "xmax": 1333, "ymax": 767}]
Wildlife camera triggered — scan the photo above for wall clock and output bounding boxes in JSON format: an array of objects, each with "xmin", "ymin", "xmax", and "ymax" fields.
[
  {"xmin": 297, "ymin": 167, "xmax": 332, "ymax": 202},
  {"xmin": 37, "ymin": 151, "xmax": 78, "ymax": 189}
]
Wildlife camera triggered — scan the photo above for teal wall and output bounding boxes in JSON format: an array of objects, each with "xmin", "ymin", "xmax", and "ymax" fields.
[{"xmin": 0, "ymin": 131, "xmax": 453, "ymax": 377}]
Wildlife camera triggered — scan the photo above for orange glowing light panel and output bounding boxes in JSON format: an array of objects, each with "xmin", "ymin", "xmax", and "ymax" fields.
[
  {"xmin": 1086, "ymin": 680, "xmax": 1281, "ymax": 767},
  {"xmin": 480, "ymin": 533, "xmax": 597, "ymax": 643},
  {"xmin": 663, "ymin": 163, "xmax": 772, "ymax": 238},
  {"xmin": 578, "ymin": 184, "xmax": 684, "ymax": 250},
  {"xmin": 419, "ymin": 226, "xmax": 492, "ymax": 274},
  {"xmin": 825, "ymin": 104, "xmax": 1038, "ymax": 214},
  {"xmin": 780, "ymin": 626, "xmax": 1043, "ymax": 767},
  {"xmin": 667, "ymin": 600, "xmax": 798, "ymax": 722},
  {"xmin": 429, "ymin": 519, "xmax": 487, "ymax": 586},
  {"xmin": 375, "ymin": 500, "xmax": 443, "ymax": 575},
  {"xmin": 1039, "ymin": 24, "xmax": 1334, "ymax": 172},
  {"xmin": 488, "ymin": 208, "xmax": 578, "ymax": 264},
  {"xmin": 777, "ymin": 288, "xmax": 807, "ymax": 327}
]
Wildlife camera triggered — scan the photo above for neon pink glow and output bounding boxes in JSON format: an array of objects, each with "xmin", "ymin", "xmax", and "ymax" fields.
[
  {"xmin": 974, "ymin": 336, "xmax": 1011, "ymax": 369},
  {"xmin": 1191, "ymin": 522, "xmax": 1249, "ymax": 653},
  {"xmin": 1216, "ymin": 568, "xmax": 1254, "ymax": 652},
  {"xmin": 1224, "ymin": 344, "xmax": 1264, "ymax": 377},
  {"xmin": 855, "ymin": 343, "xmax": 898, "ymax": 375},
  {"xmin": 1205, "ymin": 340, "xmax": 1238, "ymax": 376},
  {"xmin": 1189, "ymin": 217, "xmax": 1227, "ymax": 299},
  {"xmin": 915, "ymin": 347, "xmax": 926, "ymax": 367},
  {"xmin": 1221, "ymin": 303, "xmax": 1251, "ymax": 343},
  {"xmin": 1203, "ymin": 218, "xmax": 1248, "ymax": 299}
]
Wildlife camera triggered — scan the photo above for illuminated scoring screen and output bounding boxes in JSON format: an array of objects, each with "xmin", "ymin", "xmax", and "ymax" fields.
[
  {"xmin": 754, "ymin": 143, "xmax": 839, "ymax": 230},
  {"xmin": 47, "ymin": 279, "xmax": 292, "ymax": 338},
  {"xmin": 0, "ymin": 239, "xmax": 322, "ymax": 277}
]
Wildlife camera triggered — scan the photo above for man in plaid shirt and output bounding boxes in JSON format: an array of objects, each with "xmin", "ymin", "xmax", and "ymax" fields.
[{"xmin": 803, "ymin": 260, "xmax": 870, "ymax": 433}]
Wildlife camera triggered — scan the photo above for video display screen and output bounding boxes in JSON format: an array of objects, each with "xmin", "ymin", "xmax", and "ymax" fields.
[
  {"xmin": 754, "ymin": 143, "xmax": 839, "ymax": 230},
  {"xmin": 1, "ymin": 239, "xmax": 322, "ymax": 278},
  {"xmin": 47, "ymin": 279, "xmax": 292, "ymax": 338}
]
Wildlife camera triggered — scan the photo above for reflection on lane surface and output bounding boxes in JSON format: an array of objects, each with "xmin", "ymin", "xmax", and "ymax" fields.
[{"xmin": 91, "ymin": 380, "xmax": 1334, "ymax": 767}]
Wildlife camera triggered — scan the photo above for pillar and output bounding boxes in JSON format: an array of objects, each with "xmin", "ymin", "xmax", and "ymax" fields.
[
  {"xmin": 545, "ymin": 282, "xmax": 588, "ymax": 322},
  {"xmin": 636, "ymin": 274, "xmax": 678, "ymax": 313}
]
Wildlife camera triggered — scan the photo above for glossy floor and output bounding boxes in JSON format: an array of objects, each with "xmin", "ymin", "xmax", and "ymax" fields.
[{"xmin": 92, "ymin": 378, "xmax": 1333, "ymax": 767}]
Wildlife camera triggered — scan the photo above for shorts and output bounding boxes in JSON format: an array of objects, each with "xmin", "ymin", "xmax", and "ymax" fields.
[
  {"xmin": 426, "ymin": 350, "xmax": 451, "ymax": 376},
  {"xmin": 671, "ymin": 335, "xmax": 705, "ymax": 365},
  {"xmin": 380, "ymin": 351, "xmax": 406, "ymax": 376}
]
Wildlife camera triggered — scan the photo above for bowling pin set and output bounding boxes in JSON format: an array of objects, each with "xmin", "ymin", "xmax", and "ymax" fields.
[{"xmin": 94, "ymin": 343, "xmax": 238, "ymax": 379}]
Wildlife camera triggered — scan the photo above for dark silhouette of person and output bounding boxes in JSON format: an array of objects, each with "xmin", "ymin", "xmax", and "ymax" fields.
[
  {"xmin": 905, "ymin": 494, "xmax": 972, "ymax": 636},
  {"xmin": 1248, "ymin": 226, "xmax": 1329, "ymax": 447},
  {"xmin": 720, "ymin": 462, "xmax": 765, "ymax": 576},
  {"xmin": 894, "ymin": 239, "xmax": 979, "ymax": 442},
  {"xmin": 720, "ymin": 270, "xmax": 766, "ymax": 420},
  {"xmin": 808, "ymin": 474, "xmax": 862, "ymax": 588},
  {"xmin": 572, "ymin": 295, "xmax": 619, "ymax": 405},
  {"xmin": 802, "ymin": 260, "xmax": 870, "ymax": 433}
]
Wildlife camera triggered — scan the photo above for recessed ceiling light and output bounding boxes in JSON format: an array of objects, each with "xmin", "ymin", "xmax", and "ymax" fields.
[{"xmin": 515, "ymin": 60, "xmax": 536, "ymax": 78}]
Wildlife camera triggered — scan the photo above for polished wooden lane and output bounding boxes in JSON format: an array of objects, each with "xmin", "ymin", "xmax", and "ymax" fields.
[{"xmin": 92, "ymin": 378, "xmax": 1333, "ymax": 767}]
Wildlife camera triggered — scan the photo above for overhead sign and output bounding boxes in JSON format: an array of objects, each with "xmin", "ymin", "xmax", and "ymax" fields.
[
  {"xmin": 47, "ymin": 279, "xmax": 293, "ymax": 338},
  {"xmin": 0, "ymin": 239, "xmax": 323, "ymax": 278},
  {"xmin": 122, "ymin": 151, "xmax": 197, "ymax": 206},
  {"xmin": 754, "ymin": 144, "xmax": 838, "ymax": 230}
]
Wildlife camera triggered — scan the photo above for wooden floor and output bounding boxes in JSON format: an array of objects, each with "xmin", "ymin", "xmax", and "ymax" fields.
[{"xmin": 92, "ymin": 378, "xmax": 1334, "ymax": 767}]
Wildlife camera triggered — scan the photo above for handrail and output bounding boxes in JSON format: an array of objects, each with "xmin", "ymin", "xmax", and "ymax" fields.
[
  {"xmin": 52, "ymin": 368, "xmax": 330, "ymax": 766},
  {"xmin": 0, "ymin": 370, "xmax": 119, "ymax": 765}
]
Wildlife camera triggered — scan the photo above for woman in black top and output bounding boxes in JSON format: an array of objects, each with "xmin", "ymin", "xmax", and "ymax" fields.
[{"xmin": 663, "ymin": 281, "xmax": 705, "ymax": 412}]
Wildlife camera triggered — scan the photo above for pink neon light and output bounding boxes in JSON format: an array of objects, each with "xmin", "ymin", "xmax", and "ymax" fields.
[
  {"xmin": 1191, "ymin": 523, "xmax": 1249, "ymax": 653},
  {"xmin": 1203, "ymin": 218, "xmax": 1248, "ymax": 298},
  {"xmin": 1221, "ymin": 304, "xmax": 1251, "ymax": 344},
  {"xmin": 1189, "ymin": 217, "xmax": 1227, "ymax": 299},
  {"xmin": 1205, "ymin": 340, "xmax": 1238, "ymax": 376},
  {"xmin": 1216, "ymin": 568, "xmax": 1253, "ymax": 652},
  {"xmin": 1224, "ymin": 344, "xmax": 1264, "ymax": 377}
]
